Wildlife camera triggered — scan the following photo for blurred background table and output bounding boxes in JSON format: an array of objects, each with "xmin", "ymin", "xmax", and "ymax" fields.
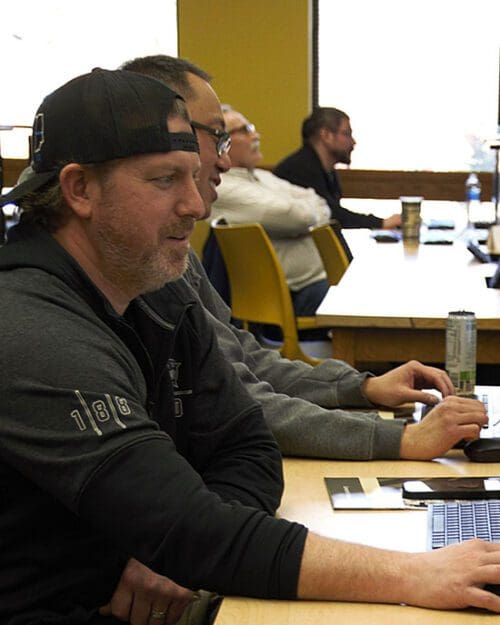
[{"xmin": 316, "ymin": 200, "xmax": 499, "ymax": 368}]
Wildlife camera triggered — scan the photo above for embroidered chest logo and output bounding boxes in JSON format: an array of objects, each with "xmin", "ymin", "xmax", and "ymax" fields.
[
  {"xmin": 69, "ymin": 391, "xmax": 131, "ymax": 436},
  {"xmin": 166, "ymin": 358, "xmax": 192, "ymax": 419},
  {"xmin": 167, "ymin": 358, "xmax": 181, "ymax": 389}
]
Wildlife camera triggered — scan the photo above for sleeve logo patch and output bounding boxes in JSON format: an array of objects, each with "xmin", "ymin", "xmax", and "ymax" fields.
[{"xmin": 70, "ymin": 391, "xmax": 131, "ymax": 436}]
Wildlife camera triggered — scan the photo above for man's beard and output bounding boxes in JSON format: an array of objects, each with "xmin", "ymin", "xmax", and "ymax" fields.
[
  {"xmin": 332, "ymin": 147, "xmax": 352, "ymax": 166},
  {"xmin": 94, "ymin": 205, "xmax": 194, "ymax": 298}
]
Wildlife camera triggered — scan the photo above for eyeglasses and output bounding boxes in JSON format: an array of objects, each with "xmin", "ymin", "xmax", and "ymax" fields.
[
  {"xmin": 229, "ymin": 123, "xmax": 256, "ymax": 135},
  {"xmin": 191, "ymin": 121, "xmax": 231, "ymax": 157}
]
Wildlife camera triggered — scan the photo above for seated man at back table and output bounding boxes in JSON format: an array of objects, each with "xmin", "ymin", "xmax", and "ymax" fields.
[
  {"xmin": 274, "ymin": 106, "xmax": 401, "ymax": 230},
  {"xmin": 122, "ymin": 55, "xmax": 486, "ymax": 466},
  {"xmin": 210, "ymin": 104, "xmax": 331, "ymax": 318}
]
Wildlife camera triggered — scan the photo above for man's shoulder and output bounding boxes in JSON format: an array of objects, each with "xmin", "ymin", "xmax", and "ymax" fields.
[
  {"xmin": 254, "ymin": 167, "xmax": 285, "ymax": 185},
  {"xmin": 274, "ymin": 147, "xmax": 304, "ymax": 169},
  {"xmin": 274, "ymin": 146, "xmax": 322, "ymax": 193},
  {"xmin": 216, "ymin": 168, "xmax": 255, "ymax": 203},
  {"xmin": 220, "ymin": 167, "xmax": 253, "ymax": 185},
  {"xmin": 183, "ymin": 250, "xmax": 203, "ymax": 289},
  {"xmin": 0, "ymin": 266, "xmax": 81, "ymax": 312},
  {"xmin": 274, "ymin": 145, "xmax": 318, "ymax": 176}
]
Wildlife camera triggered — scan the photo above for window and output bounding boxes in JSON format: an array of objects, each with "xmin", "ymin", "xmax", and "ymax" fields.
[
  {"xmin": 318, "ymin": 0, "xmax": 500, "ymax": 171},
  {"xmin": 0, "ymin": 0, "xmax": 177, "ymax": 158}
]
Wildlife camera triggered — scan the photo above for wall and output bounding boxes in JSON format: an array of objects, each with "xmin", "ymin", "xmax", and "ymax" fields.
[{"xmin": 177, "ymin": 0, "xmax": 311, "ymax": 167}]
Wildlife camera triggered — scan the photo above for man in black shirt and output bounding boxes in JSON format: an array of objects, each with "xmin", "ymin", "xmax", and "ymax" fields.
[{"xmin": 274, "ymin": 107, "xmax": 401, "ymax": 230}]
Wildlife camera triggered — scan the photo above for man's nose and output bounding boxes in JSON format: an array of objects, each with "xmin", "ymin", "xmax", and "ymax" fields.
[
  {"xmin": 179, "ymin": 179, "xmax": 206, "ymax": 219},
  {"xmin": 218, "ymin": 151, "xmax": 231, "ymax": 173}
]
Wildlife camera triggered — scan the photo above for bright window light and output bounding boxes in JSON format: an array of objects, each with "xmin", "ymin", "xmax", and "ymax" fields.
[
  {"xmin": 0, "ymin": 0, "xmax": 177, "ymax": 158},
  {"xmin": 318, "ymin": 0, "xmax": 500, "ymax": 171}
]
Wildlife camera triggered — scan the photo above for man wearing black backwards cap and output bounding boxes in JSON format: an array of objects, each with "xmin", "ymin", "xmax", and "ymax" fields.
[
  {"xmin": 0, "ymin": 68, "xmax": 285, "ymax": 623},
  {"xmin": 1, "ymin": 68, "xmax": 500, "ymax": 625}
]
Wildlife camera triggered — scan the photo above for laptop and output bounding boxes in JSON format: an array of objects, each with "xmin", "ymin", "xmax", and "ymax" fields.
[
  {"xmin": 427, "ymin": 499, "xmax": 500, "ymax": 549},
  {"xmin": 426, "ymin": 495, "xmax": 500, "ymax": 595}
]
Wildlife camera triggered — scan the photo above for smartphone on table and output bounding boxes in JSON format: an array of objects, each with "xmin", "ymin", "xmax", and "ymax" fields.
[{"xmin": 402, "ymin": 477, "xmax": 500, "ymax": 501}]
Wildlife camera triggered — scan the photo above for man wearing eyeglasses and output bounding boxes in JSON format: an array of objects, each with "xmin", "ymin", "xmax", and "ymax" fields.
[
  {"xmin": 121, "ymin": 55, "xmax": 486, "ymax": 470},
  {"xmin": 274, "ymin": 107, "xmax": 401, "ymax": 230},
  {"xmin": 211, "ymin": 104, "xmax": 332, "ymax": 319}
]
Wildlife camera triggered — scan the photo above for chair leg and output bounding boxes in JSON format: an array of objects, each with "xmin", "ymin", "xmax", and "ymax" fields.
[{"xmin": 279, "ymin": 342, "xmax": 322, "ymax": 366}]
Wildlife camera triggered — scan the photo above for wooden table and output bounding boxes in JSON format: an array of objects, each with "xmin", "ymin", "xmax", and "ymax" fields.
[
  {"xmin": 215, "ymin": 441, "xmax": 500, "ymax": 625},
  {"xmin": 315, "ymin": 204, "xmax": 500, "ymax": 367}
]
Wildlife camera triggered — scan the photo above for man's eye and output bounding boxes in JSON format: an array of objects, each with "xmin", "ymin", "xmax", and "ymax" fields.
[{"xmin": 154, "ymin": 175, "xmax": 175, "ymax": 185}]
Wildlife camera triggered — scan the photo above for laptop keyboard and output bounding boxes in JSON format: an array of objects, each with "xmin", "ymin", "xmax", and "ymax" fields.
[{"xmin": 428, "ymin": 500, "xmax": 500, "ymax": 549}]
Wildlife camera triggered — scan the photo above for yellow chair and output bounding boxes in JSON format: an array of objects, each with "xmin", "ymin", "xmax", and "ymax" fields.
[
  {"xmin": 190, "ymin": 219, "xmax": 210, "ymax": 258},
  {"xmin": 309, "ymin": 222, "xmax": 350, "ymax": 285},
  {"xmin": 212, "ymin": 221, "xmax": 331, "ymax": 365}
]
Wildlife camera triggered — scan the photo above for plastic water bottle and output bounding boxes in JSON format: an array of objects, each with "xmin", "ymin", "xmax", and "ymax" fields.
[{"xmin": 465, "ymin": 172, "xmax": 481, "ymax": 225}]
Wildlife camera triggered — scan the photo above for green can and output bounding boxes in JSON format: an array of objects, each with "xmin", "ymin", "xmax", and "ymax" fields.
[{"xmin": 445, "ymin": 311, "xmax": 477, "ymax": 394}]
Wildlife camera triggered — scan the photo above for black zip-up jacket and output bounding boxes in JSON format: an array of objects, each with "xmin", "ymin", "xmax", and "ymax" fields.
[
  {"xmin": 274, "ymin": 144, "xmax": 383, "ymax": 229},
  {"xmin": 0, "ymin": 223, "xmax": 307, "ymax": 624}
]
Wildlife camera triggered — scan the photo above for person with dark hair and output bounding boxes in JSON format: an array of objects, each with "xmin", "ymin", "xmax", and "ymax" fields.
[
  {"xmin": 0, "ymin": 63, "xmax": 498, "ymax": 625},
  {"xmin": 122, "ymin": 55, "xmax": 484, "ymax": 466},
  {"xmin": 274, "ymin": 107, "xmax": 401, "ymax": 230},
  {"xmin": 121, "ymin": 54, "xmax": 212, "ymax": 99}
]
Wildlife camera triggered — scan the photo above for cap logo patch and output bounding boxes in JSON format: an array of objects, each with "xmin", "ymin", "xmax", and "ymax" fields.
[{"xmin": 33, "ymin": 113, "xmax": 45, "ymax": 154}]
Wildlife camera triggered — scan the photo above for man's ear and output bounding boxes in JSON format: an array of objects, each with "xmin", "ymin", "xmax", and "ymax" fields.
[
  {"xmin": 58, "ymin": 163, "xmax": 94, "ymax": 219},
  {"xmin": 318, "ymin": 126, "xmax": 332, "ymax": 143}
]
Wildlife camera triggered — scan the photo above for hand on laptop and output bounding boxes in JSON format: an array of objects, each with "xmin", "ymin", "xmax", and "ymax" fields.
[
  {"xmin": 299, "ymin": 532, "xmax": 500, "ymax": 611},
  {"xmin": 399, "ymin": 395, "xmax": 488, "ymax": 460},
  {"xmin": 409, "ymin": 539, "xmax": 500, "ymax": 611},
  {"xmin": 362, "ymin": 360, "xmax": 454, "ymax": 407}
]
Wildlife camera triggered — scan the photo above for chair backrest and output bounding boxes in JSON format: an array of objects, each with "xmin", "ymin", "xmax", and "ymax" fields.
[
  {"xmin": 212, "ymin": 221, "xmax": 319, "ymax": 364},
  {"xmin": 309, "ymin": 223, "xmax": 350, "ymax": 285},
  {"xmin": 190, "ymin": 219, "xmax": 211, "ymax": 258}
]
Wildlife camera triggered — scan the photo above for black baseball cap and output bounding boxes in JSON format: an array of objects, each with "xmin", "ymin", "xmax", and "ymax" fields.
[{"xmin": 0, "ymin": 68, "xmax": 199, "ymax": 207}]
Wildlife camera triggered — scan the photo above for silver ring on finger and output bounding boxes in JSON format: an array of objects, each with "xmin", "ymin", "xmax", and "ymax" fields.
[{"xmin": 151, "ymin": 608, "xmax": 167, "ymax": 620}]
